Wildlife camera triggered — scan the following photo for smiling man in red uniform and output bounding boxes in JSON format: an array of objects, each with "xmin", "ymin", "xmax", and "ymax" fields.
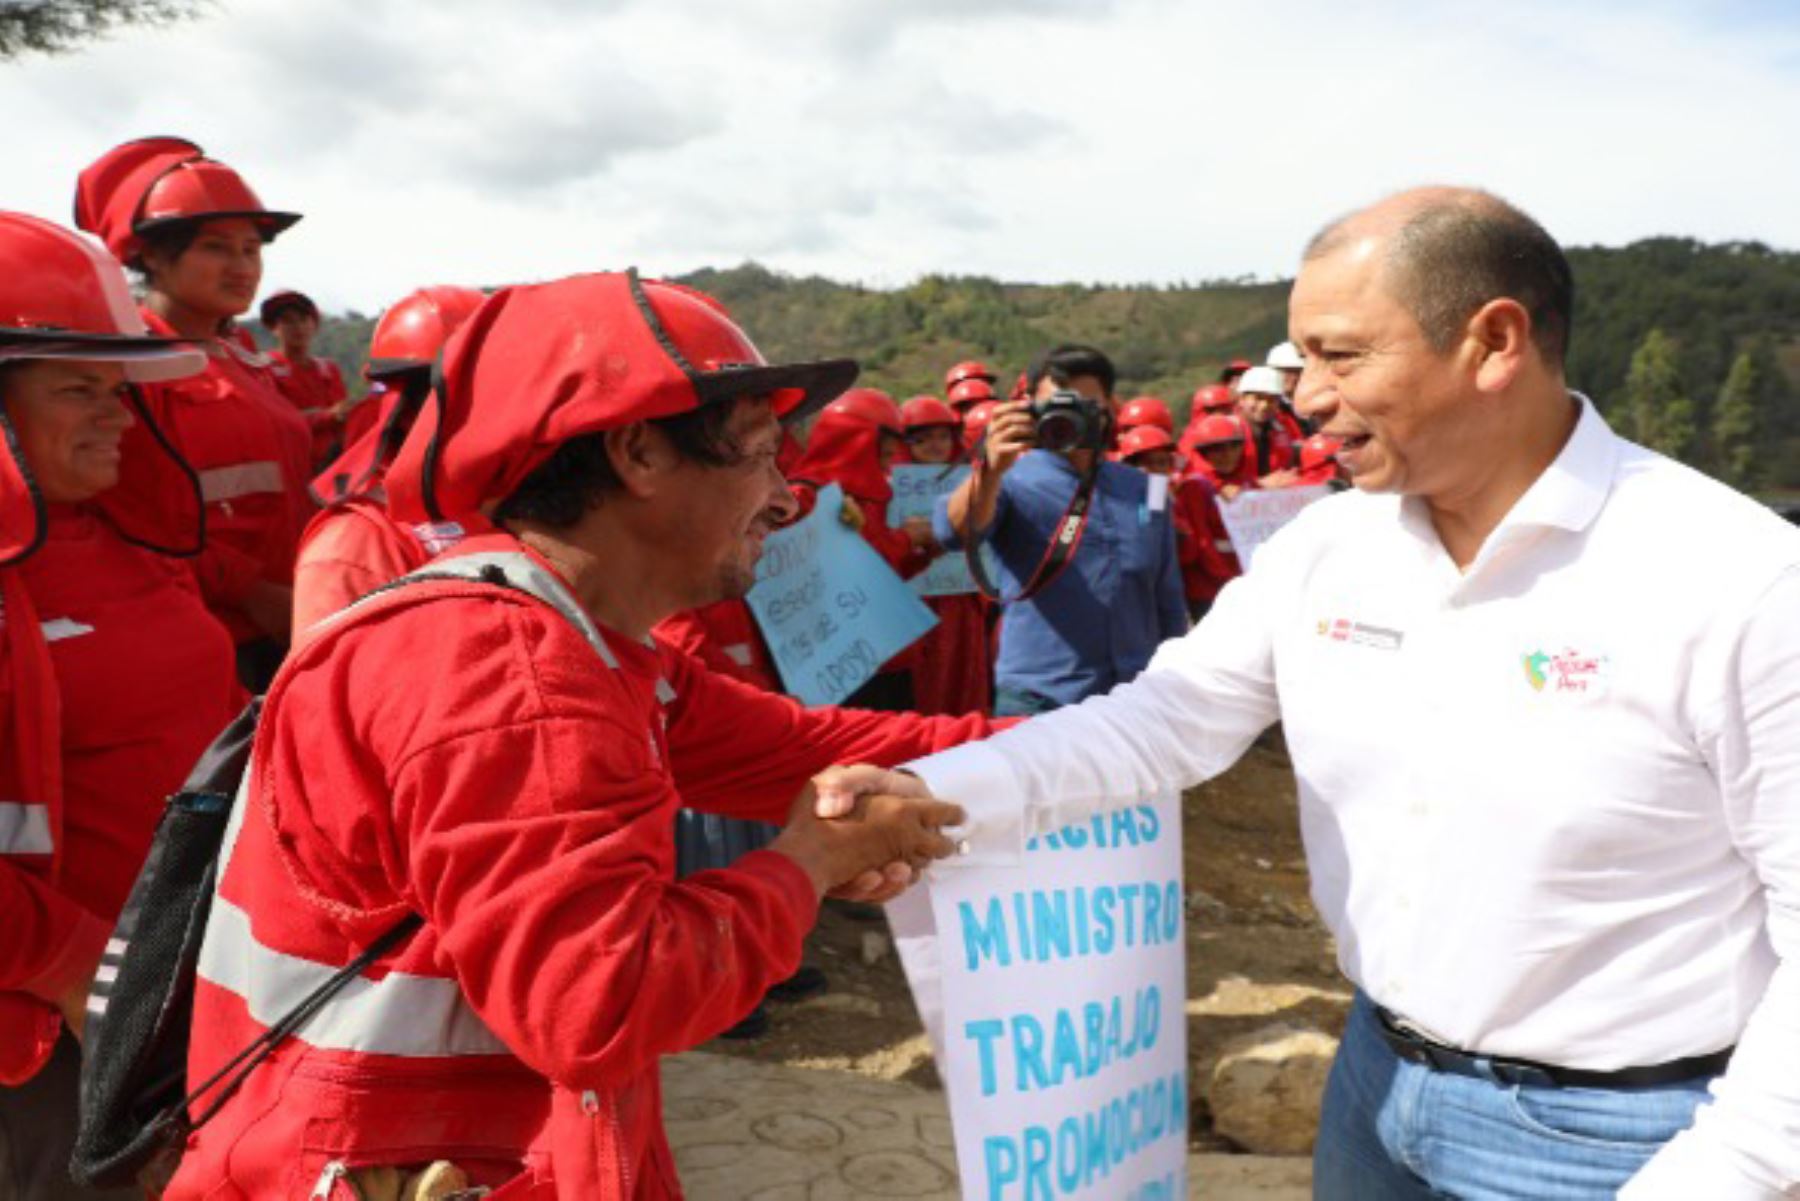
[{"xmin": 167, "ymin": 272, "xmax": 1000, "ymax": 1200}]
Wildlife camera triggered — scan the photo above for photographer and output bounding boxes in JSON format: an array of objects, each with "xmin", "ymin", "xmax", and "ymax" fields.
[{"xmin": 935, "ymin": 344, "xmax": 1186, "ymax": 716}]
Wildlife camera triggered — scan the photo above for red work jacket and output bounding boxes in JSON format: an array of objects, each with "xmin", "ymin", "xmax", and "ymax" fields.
[
  {"xmin": 1171, "ymin": 473, "xmax": 1242, "ymax": 603},
  {"xmin": 269, "ymin": 351, "xmax": 348, "ymax": 465},
  {"xmin": 167, "ymin": 537, "xmax": 997, "ymax": 1200},
  {"xmin": 137, "ymin": 311, "xmax": 316, "ymax": 643},
  {"xmin": 0, "ymin": 509, "xmax": 239, "ymax": 1083}
]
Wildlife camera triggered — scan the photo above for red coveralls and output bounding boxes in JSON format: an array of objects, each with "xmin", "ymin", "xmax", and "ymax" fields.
[
  {"xmin": 0, "ymin": 510, "xmax": 240, "ymax": 1083},
  {"xmin": 1171, "ymin": 469, "xmax": 1242, "ymax": 606},
  {"xmin": 269, "ymin": 351, "xmax": 347, "ymax": 465},
  {"xmin": 137, "ymin": 311, "xmax": 315, "ymax": 644},
  {"xmin": 167, "ymin": 537, "xmax": 998, "ymax": 1199}
]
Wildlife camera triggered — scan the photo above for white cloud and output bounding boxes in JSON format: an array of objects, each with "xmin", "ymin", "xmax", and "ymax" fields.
[{"xmin": 2, "ymin": 0, "xmax": 1795, "ymax": 312}]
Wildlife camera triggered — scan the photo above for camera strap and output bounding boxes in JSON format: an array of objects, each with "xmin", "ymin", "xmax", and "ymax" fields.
[{"xmin": 962, "ymin": 451, "xmax": 1101, "ymax": 603}]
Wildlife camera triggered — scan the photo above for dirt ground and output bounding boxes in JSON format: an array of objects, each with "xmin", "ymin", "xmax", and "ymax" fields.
[{"xmin": 705, "ymin": 733, "xmax": 1350, "ymax": 1155}]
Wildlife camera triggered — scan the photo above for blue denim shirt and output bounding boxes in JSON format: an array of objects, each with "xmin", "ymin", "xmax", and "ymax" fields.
[{"xmin": 933, "ymin": 450, "xmax": 1188, "ymax": 705}]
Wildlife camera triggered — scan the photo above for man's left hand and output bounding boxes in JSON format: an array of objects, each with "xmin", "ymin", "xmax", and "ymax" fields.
[{"xmin": 812, "ymin": 765, "xmax": 958, "ymax": 903}]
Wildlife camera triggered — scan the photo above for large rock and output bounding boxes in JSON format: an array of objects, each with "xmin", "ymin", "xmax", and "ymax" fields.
[{"xmin": 1206, "ymin": 1024, "xmax": 1337, "ymax": 1155}]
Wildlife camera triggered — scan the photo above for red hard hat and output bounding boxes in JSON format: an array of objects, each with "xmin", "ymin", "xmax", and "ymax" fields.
[
  {"xmin": 901, "ymin": 394, "xmax": 959, "ymax": 431},
  {"xmin": 944, "ymin": 359, "xmax": 996, "ymax": 391},
  {"xmin": 368, "ymin": 285, "xmax": 487, "ymax": 376},
  {"xmin": 1192, "ymin": 413, "xmax": 1246, "ymax": 449},
  {"xmin": 947, "ymin": 376, "xmax": 995, "ymax": 410},
  {"xmin": 75, "ymin": 138, "xmax": 300, "ymax": 264},
  {"xmin": 258, "ymin": 288, "xmax": 319, "ymax": 328},
  {"xmin": 1192, "ymin": 383, "xmax": 1236, "ymax": 413},
  {"xmin": 824, "ymin": 387, "xmax": 903, "ymax": 435},
  {"xmin": 1219, "ymin": 357, "xmax": 1253, "ymax": 382},
  {"xmin": 386, "ymin": 270, "xmax": 858, "ymax": 525},
  {"xmin": 1118, "ymin": 396, "xmax": 1174, "ymax": 434},
  {"xmin": 0, "ymin": 211, "xmax": 205, "ymax": 565},
  {"xmin": 1298, "ymin": 433, "xmax": 1343, "ymax": 483},
  {"xmin": 1118, "ymin": 424, "xmax": 1175, "ymax": 461},
  {"xmin": 962, "ymin": 399, "xmax": 999, "ymax": 443}
]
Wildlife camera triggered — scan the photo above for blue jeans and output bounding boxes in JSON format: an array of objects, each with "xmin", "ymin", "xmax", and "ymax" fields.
[
  {"xmin": 992, "ymin": 685, "xmax": 1061, "ymax": 717},
  {"xmin": 1313, "ymin": 992, "xmax": 1714, "ymax": 1200}
]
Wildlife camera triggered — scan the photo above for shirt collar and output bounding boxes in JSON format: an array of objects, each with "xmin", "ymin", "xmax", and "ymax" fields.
[{"xmin": 1493, "ymin": 393, "xmax": 1618, "ymax": 536}]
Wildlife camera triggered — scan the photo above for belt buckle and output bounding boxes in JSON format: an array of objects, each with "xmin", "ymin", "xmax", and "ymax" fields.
[{"xmin": 1487, "ymin": 1055, "xmax": 1559, "ymax": 1089}]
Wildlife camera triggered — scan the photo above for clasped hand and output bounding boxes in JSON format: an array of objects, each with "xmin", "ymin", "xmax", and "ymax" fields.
[{"xmin": 770, "ymin": 766, "xmax": 964, "ymax": 905}]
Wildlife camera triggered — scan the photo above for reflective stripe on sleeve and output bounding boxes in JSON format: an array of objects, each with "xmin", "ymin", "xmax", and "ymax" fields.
[
  {"xmin": 196, "ymin": 893, "xmax": 510, "ymax": 1058},
  {"xmin": 0, "ymin": 802, "xmax": 53, "ymax": 855},
  {"xmin": 199, "ymin": 461, "xmax": 285, "ymax": 504}
]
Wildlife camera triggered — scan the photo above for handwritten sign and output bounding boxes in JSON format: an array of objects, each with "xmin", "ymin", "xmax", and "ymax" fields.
[
  {"xmin": 895, "ymin": 795, "xmax": 1189, "ymax": 1201},
  {"xmin": 746, "ymin": 483, "xmax": 938, "ymax": 706},
  {"xmin": 1218, "ymin": 484, "xmax": 1331, "ymax": 569},
  {"xmin": 887, "ymin": 464, "xmax": 997, "ymax": 598}
]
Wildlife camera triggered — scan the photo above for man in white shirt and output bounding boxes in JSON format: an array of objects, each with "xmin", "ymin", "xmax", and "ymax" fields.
[{"xmin": 845, "ymin": 187, "xmax": 1800, "ymax": 1198}]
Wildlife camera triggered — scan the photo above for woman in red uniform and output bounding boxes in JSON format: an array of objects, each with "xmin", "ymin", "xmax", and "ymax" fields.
[
  {"xmin": 897, "ymin": 395, "xmax": 990, "ymax": 715},
  {"xmin": 260, "ymin": 288, "xmax": 347, "ymax": 469},
  {"xmin": 0, "ymin": 214, "xmax": 241, "ymax": 1199},
  {"xmin": 293, "ymin": 285, "xmax": 485, "ymax": 632},
  {"xmin": 786, "ymin": 388, "xmax": 937, "ymax": 710},
  {"xmin": 1172, "ymin": 414, "xmax": 1247, "ymax": 619},
  {"xmin": 74, "ymin": 136, "xmax": 314, "ymax": 690}
]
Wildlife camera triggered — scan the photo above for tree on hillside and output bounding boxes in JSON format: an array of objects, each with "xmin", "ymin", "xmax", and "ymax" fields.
[
  {"xmin": 0, "ymin": 0, "xmax": 204, "ymax": 58},
  {"xmin": 1621, "ymin": 328, "xmax": 1696, "ymax": 460},
  {"xmin": 1713, "ymin": 347, "xmax": 1767, "ymax": 490}
]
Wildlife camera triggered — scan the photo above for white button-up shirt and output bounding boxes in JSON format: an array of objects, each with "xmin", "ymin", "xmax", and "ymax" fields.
[{"xmin": 907, "ymin": 398, "xmax": 1800, "ymax": 1196}]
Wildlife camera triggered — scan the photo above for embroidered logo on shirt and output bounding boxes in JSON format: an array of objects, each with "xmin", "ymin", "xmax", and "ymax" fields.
[
  {"xmin": 1523, "ymin": 648, "xmax": 1609, "ymax": 695},
  {"xmin": 1316, "ymin": 617, "xmax": 1404, "ymax": 651}
]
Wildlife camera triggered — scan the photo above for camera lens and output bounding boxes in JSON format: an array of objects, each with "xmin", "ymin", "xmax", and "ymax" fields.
[{"xmin": 1036, "ymin": 410, "xmax": 1084, "ymax": 454}]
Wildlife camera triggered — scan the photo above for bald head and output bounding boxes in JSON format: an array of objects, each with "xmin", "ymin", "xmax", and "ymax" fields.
[{"xmin": 1305, "ymin": 187, "xmax": 1574, "ymax": 370}]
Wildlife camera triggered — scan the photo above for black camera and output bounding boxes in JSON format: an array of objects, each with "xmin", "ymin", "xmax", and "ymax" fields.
[{"xmin": 1028, "ymin": 389, "xmax": 1109, "ymax": 453}]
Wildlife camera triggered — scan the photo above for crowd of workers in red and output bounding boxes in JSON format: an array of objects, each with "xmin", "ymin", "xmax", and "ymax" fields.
[{"xmin": 0, "ymin": 134, "xmax": 1352, "ymax": 1198}]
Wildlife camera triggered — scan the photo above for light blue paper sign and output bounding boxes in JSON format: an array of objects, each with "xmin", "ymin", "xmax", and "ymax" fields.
[
  {"xmin": 746, "ymin": 483, "xmax": 939, "ymax": 706},
  {"xmin": 887, "ymin": 464, "xmax": 997, "ymax": 598}
]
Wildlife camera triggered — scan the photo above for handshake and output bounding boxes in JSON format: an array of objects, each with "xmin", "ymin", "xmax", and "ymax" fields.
[{"xmin": 769, "ymin": 767, "xmax": 965, "ymax": 905}]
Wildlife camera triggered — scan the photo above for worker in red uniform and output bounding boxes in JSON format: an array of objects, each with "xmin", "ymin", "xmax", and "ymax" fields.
[
  {"xmin": 1121, "ymin": 421, "xmax": 1243, "ymax": 618},
  {"xmin": 166, "ymin": 271, "xmax": 997, "ymax": 1201},
  {"xmin": 1235, "ymin": 365, "xmax": 1301, "ymax": 484},
  {"xmin": 74, "ymin": 136, "xmax": 315, "ymax": 690},
  {"xmin": 1294, "ymin": 431, "xmax": 1348, "ymax": 490},
  {"xmin": 898, "ymin": 396, "xmax": 990, "ymax": 716},
  {"xmin": 963, "ymin": 398, "xmax": 999, "ymax": 446},
  {"xmin": 260, "ymin": 288, "xmax": 346, "ymax": 467},
  {"xmin": 787, "ymin": 388, "xmax": 938, "ymax": 710},
  {"xmin": 293, "ymin": 285, "xmax": 486, "ymax": 632},
  {"xmin": 0, "ymin": 213, "xmax": 241, "ymax": 1200}
]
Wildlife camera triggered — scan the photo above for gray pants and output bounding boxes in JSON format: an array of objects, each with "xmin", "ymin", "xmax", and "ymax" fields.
[{"xmin": 0, "ymin": 1034, "xmax": 133, "ymax": 1201}]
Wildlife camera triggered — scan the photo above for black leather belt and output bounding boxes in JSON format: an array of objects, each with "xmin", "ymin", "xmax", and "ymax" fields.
[{"xmin": 1373, "ymin": 1005, "xmax": 1733, "ymax": 1089}]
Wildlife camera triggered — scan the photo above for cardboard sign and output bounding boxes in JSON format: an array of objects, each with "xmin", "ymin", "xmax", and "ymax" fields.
[
  {"xmin": 887, "ymin": 464, "xmax": 997, "ymax": 598},
  {"xmin": 745, "ymin": 483, "xmax": 938, "ymax": 705},
  {"xmin": 1218, "ymin": 485, "xmax": 1331, "ymax": 569},
  {"xmin": 896, "ymin": 795, "xmax": 1189, "ymax": 1201}
]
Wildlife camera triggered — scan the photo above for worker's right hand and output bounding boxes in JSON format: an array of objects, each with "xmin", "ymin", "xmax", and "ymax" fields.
[
  {"xmin": 984, "ymin": 400, "xmax": 1036, "ymax": 476},
  {"xmin": 772, "ymin": 782, "xmax": 965, "ymax": 900}
]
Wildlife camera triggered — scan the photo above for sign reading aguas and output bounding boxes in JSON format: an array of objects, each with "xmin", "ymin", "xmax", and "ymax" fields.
[
  {"xmin": 896, "ymin": 794, "xmax": 1189, "ymax": 1201},
  {"xmin": 1217, "ymin": 484, "xmax": 1331, "ymax": 569},
  {"xmin": 745, "ymin": 483, "xmax": 938, "ymax": 706}
]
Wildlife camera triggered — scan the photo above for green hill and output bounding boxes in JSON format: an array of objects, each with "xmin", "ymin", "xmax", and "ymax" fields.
[{"xmin": 307, "ymin": 238, "xmax": 1800, "ymax": 490}]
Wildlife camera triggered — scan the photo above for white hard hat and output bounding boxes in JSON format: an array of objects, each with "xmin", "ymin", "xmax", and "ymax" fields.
[
  {"xmin": 1237, "ymin": 365, "xmax": 1286, "ymax": 397},
  {"xmin": 1266, "ymin": 341, "xmax": 1304, "ymax": 371}
]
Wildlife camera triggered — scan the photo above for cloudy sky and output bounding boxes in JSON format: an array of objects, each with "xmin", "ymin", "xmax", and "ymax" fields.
[{"xmin": 6, "ymin": 0, "xmax": 1796, "ymax": 313}]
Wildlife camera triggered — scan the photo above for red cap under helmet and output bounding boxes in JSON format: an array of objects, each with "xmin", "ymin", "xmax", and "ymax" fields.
[
  {"xmin": 258, "ymin": 288, "xmax": 319, "ymax": 329},
  {"xmin": 1118, "ymin": 396, "xmax": 1174, "ymax": 435},
  {"xmin": 74, "ymin": 136, "xmax": 300, "ymax": 263},
  {"xmin": 1118, "ymin": 424, "xmax": 1175, "ymax": 461},
  {"xmin": 901, "ymin": 395, "xmax": 959, "ymax": 431},
  {"xmin": 0, "ymin": 211, "xmax": 205, "ymax": 565},
  {"xmin": 944, "ymin": 359, "xmax": 996, "ymax": 392},
  {"xmin": 385, "ymin": 270, "xmax": 858, "ymax": 525}
]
